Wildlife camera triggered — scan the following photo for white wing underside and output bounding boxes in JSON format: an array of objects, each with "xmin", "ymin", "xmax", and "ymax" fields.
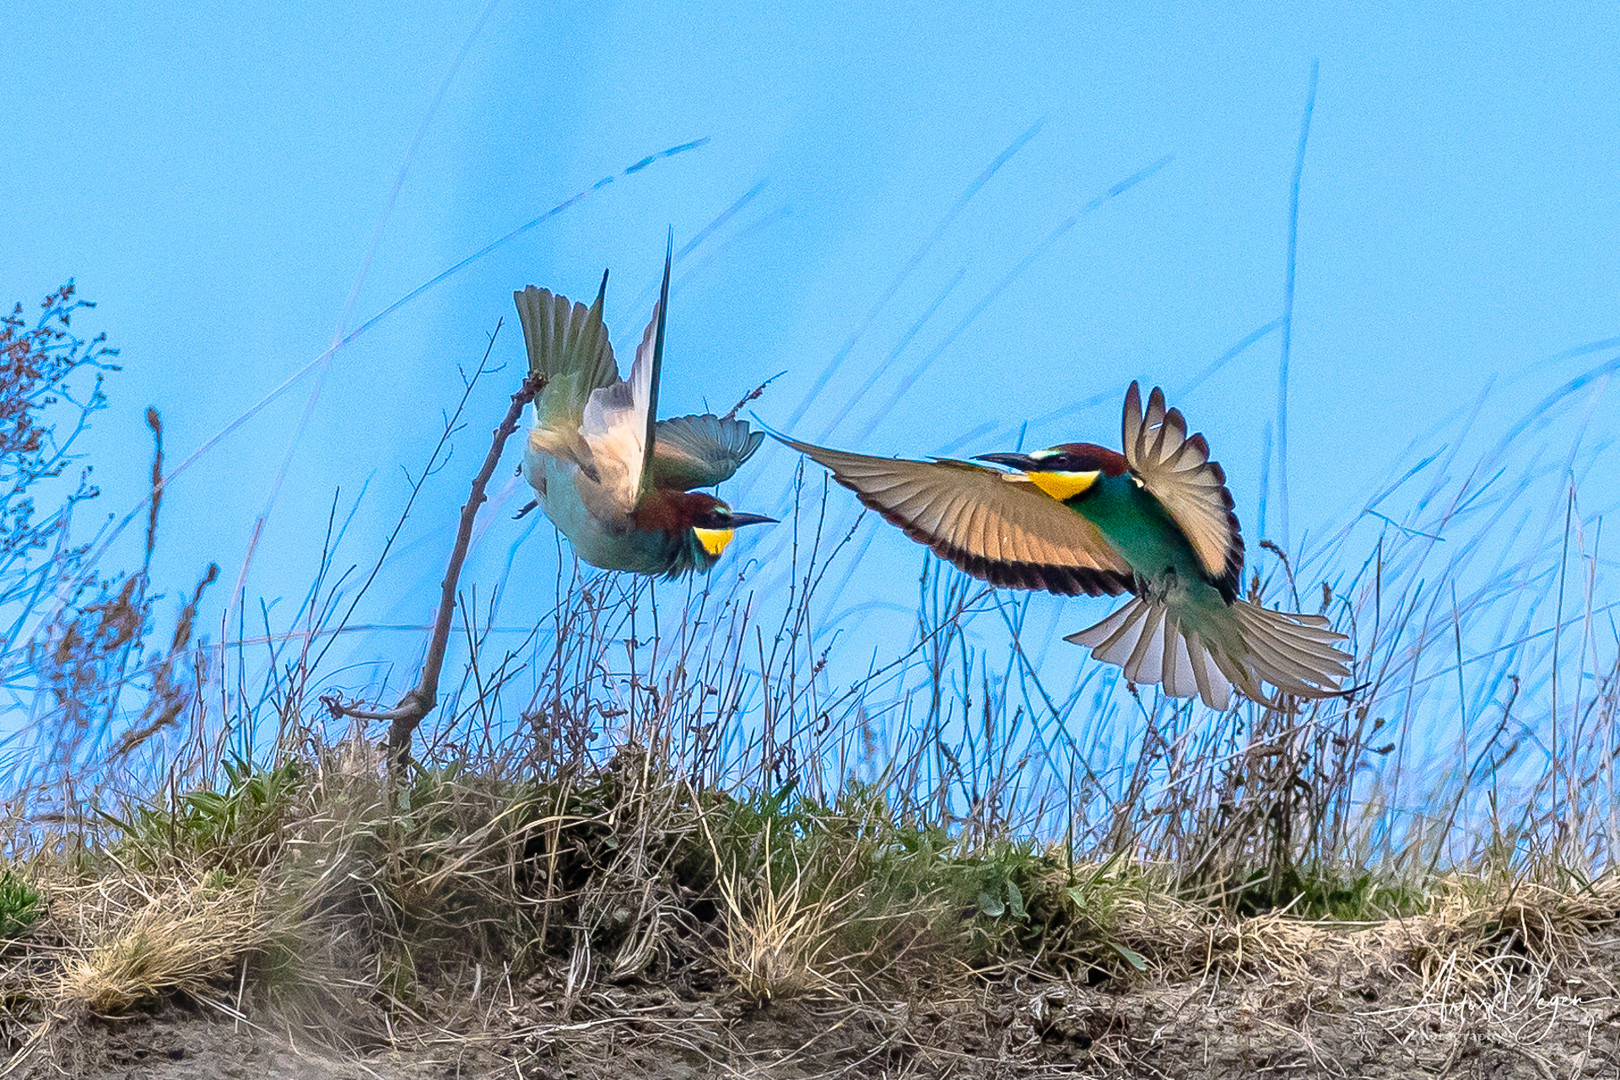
[{"xmin": 577, "ymin": 301, "xmax": 659, "ymax": 517}]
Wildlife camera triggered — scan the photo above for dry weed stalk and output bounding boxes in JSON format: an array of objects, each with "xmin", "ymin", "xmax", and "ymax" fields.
[{"xmin": 324, "ymin": 350, "xmax": 541, "ymax": 775}]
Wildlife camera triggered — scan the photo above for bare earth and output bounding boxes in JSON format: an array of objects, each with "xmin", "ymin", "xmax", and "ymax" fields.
[{"xmin": 25, "ymin": 955, "xmax": 1620, "ymax": 1080}]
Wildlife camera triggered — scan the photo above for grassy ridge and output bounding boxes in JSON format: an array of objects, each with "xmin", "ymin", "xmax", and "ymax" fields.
[{"xmin": 1, "ymin": 284, "xmax": 1617, "ymax": 1075}]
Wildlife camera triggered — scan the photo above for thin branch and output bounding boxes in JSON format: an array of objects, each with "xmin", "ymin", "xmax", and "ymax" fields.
[{"xmin": 325, "ymin": 366, "xmax": 544, "ymax": 775}]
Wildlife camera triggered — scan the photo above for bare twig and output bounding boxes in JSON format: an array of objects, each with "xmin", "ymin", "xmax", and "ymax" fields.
[
  {"xmin": 721, "ymin": 370, "xmax": 786, "ymax": 421},
  {"xmin": 324, "ymin": 365, "xmax": 544, "ymax": 775}
]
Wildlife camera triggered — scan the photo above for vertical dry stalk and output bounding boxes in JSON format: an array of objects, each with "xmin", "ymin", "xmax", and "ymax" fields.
[{"xmin": 325, "ymin": 363, "xmax": 542, "ymax": 777}]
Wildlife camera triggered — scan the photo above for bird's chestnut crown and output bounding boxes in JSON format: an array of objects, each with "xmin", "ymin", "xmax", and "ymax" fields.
[{"xmin": 1027, "ymin": 443, "xmax": 1128, "ymax": 476}]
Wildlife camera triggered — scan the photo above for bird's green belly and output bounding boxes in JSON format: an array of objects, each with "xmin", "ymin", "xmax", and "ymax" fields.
[{"xmin": 1077, "ymin": 479, "xmax": 1213, "ymax": 594}]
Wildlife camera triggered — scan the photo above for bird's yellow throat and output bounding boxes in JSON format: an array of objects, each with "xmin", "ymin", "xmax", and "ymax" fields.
[
  {"xmin": 693, "ymin": 527, "xmax": 735, "ymax": 557},
  {"xmin": 1026, "ymin": 470, "xmax": 1100, "ymax": 502}
]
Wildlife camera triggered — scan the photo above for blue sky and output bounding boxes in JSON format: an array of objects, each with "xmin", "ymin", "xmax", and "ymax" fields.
[{"xmin": 5, "ymin": 1, "xmax": 1619, "ymax": 766}]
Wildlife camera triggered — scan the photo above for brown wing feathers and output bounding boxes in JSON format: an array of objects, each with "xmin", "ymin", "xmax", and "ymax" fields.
[
  {"xmin": 840, "ymin": 469, "xmax": 1130, "ymax": 597},
  {"xmin": 779, "ymin": 438, "xmax": 1133, "ymax": 598}
]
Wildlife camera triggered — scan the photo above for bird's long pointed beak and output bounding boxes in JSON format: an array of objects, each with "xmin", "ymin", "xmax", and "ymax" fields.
[
  {"xmin": 973, "ymin": 452, "xmax": 1040, "ymax": 471},
  {"xmin": 727, "ymin": 512, "xmax": 778, "ymax": 528}
]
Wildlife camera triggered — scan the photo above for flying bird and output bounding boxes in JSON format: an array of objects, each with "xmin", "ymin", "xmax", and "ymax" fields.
[
  {"xmin": 514, "ymin": 240, "xmax": 774, "ymax": 577},
  {"xmin": 774, "ymin": 383, "xmax": 1351, "ymax": 709}
]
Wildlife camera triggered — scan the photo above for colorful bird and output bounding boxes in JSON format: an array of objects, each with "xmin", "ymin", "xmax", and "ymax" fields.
[
  {"xmin": 514, "ymin": 240, "xmax": 775, "ymax": 577},
  {"xmin": 774, "ymin": 383, "xmax": 1351, "ymax": 709}
]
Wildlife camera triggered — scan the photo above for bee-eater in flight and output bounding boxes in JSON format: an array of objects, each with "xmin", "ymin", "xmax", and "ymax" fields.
[
  {"xmin": 515, "ymin": 239, "xmax": 775, "ymax": 577},
  {"xmin": 775, "ymin": 383, "xmax": 1351, "ymax": 710}
]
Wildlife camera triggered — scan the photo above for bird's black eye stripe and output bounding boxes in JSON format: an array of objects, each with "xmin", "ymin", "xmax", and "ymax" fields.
[
  {"xmin": 1029, "ymin": 449, "xmax": 1077, "ymax": 469},
  {"xmin": 695, "ymin": 508, "xmax": 734, "ymax": 528}
]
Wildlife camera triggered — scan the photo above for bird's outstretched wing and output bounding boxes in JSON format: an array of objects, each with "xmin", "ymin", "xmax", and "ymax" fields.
[
  {"xmin": 651, "ymin": 414, "xmax": 765, "ymax": 490},
  {"xmin": 777, "ymin": 434, "xmax": 1135, "ymax": 597},
  {"xmin": 579, "ymin": 238, "xmax": 672, "ymax": 514},
  {"xmin": 1121, "ymin": 382, "xmax": 1243, "ymax": 599}
]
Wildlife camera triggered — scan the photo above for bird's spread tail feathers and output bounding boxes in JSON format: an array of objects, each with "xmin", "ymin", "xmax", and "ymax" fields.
[
  {"xmin": 1065, "ymin": 597, "xmax": 1351, "ymax": 711},
  {"xmin": 513, "ymin": 279, "xmax": 618, "ymax": 450},
  {"xmin": 513, "ymin": 278, "xmax": 615, "ymax": 384}
]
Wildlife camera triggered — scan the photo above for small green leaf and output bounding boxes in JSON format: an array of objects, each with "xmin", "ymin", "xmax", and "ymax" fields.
[
  {"xmin": 1006, "ymin": 880, "xmax": 1026, "ymax": 919},
  {"xmin": 977, "ymin": 890, "xmax": 1005, "ymax": 917},
  {"xmin": 185, "ymin": 791, "xmax": 228, "ymax": 817},
  {"xmin": 1110, "ymin": 942, "xmax": 1147, "ymax": 971},
  {"xmin": 0, "ymin": 870, "xmax": 42, "ymax": 940}
]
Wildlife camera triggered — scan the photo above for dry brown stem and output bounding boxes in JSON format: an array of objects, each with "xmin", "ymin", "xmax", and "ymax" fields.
[{"xmin": 324, "ymin": 367, "xmax": 543, "ymax": 777}]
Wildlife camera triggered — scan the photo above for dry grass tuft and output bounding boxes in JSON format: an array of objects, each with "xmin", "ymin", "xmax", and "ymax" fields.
[
  {"xmin": 51, "ymin": 873, "xmax": 272, "ymax": 1017},
  {"xmin": 715, "ymin": 842, "xmax": 840, "ymax": 1003},
  {"xmin": 1387, "ymin": 871, "xmax": 1620, "ymax": 1001}
]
